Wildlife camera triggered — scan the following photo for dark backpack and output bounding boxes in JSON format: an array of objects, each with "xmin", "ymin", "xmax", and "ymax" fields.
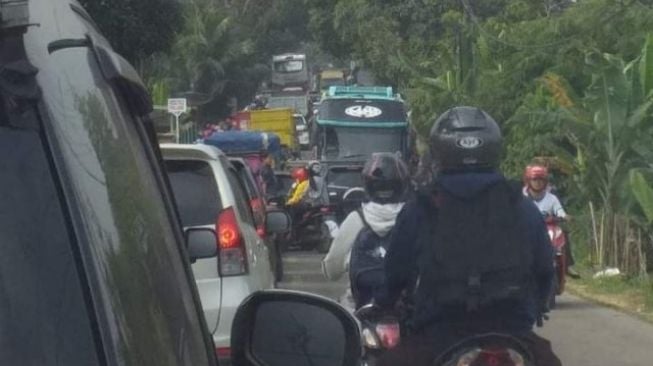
[
  {"xmin": 417, "ymin": 179, "xmax": 534, "ymax": 312},
  {"xmin": 349, "ymin": 209, "xmax": 393, "ymax": 305}
]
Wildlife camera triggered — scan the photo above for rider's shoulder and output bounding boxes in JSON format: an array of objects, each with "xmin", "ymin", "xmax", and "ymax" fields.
[{"xmin": 343, "ymin": 209, "xmax": 365, "ymax": 226}]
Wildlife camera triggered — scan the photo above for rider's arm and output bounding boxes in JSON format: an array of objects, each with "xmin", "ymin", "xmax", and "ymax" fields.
[
  {"xmin": 376, "ymin": 199, "xmax": 421, "ymax": 308},
  {"xmin": 322, "ymin": 211, "xmax": 363, "ymax": 281},
  {"xmin": 549, "ymin": 193, "xmax": 567, "ymax": 218}
]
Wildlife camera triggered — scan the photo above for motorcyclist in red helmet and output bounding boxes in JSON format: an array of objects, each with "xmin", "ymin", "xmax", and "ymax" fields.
[
  {"xmin": 523, "ymin": 164, "xmax": 580, "ymax": 278},
  {"xmin": 287, "ymin": 167, "xmax": 309, "ymax": 204}
]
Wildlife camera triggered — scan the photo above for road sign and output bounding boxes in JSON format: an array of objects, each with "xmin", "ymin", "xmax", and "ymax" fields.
[
  {"xmin": 167, "ymin": 98, "xmax": 187, "ymax": 117},
  {"xmin": 167, "ymin": 98, "xmax": 187, "ymax": 143}
]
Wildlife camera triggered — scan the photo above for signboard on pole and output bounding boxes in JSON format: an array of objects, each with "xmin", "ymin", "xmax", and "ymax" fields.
[
  {"xmin": 167, "ymin": 98, "xmax": 187, "ymax": 117},
  {"xmin": 167, "ymin": 98, "xmax": 187, "ymax": 143}
]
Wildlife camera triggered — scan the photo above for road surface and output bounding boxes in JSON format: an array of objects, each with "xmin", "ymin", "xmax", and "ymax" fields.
[{"xmin": 279, "ymin": 251, "xmax": 653, "ymax": 366}]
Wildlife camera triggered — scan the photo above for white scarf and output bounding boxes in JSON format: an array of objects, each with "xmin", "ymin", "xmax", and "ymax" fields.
[{"xmin": 361, "ymin": 201, "xmax": 405, "ymax": 237}]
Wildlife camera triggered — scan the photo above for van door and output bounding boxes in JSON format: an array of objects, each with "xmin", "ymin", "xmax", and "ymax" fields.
[{"xmin": 225, "ymin": 168, "xmax": 273, "ymax": 290}]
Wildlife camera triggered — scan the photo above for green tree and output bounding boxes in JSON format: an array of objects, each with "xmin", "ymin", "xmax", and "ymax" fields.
[
  {"xmin": 79, "ymin": 0, "xmax": 182, "ymax": 65},
  {"xmin": 536, "ymin": 37, "xmax": 653, "ymax": 274}
]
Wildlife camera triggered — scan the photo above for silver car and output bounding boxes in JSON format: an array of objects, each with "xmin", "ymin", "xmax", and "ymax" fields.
[{"xmin": 161, "ymin": 144, "xmax": 277, "ymax": 365}]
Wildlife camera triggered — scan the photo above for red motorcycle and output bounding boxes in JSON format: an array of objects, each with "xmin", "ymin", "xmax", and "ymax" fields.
[{"xmin": 545, "ymin": 215, "xmax": 566, "ymax": 309}]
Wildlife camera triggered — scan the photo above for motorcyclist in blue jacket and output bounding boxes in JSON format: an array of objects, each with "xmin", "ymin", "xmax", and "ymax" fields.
[{"xmin": 376, "ymin": 106, "xmax": 561, "ymax": 366}]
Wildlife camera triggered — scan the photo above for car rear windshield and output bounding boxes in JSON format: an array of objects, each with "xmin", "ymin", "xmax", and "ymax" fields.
[
  {"xmin": 165, "ymin": 160, "xmax": 222, "ymax": 226},
  {"xmin": 328, "ymin": 168, "xmax": 364, "ymax": 189}
]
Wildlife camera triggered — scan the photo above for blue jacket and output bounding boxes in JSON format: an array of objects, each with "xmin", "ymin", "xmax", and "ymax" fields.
[{"xmin": 378, "ymin": 172, "xmax": 554, "ymax": 334}]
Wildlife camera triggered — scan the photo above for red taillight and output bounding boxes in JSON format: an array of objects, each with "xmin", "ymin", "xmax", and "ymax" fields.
[
  {"xmin": 216, "ymin": 346, "xmax": 231, "ymax": 359},
  {"xmin": 217, "ymin": 207, "xmax": 247, "ymax": 276},
  {"xmin": 375, "ymin": 321, "xmax": 400, "ymax": 349}
]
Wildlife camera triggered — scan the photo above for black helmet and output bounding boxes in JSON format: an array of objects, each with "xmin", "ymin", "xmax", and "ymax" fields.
[
  {"xmin": 429, "ymin": 106, "xmax": 502, "ymax": 171},
  {"xmin": 362, "ymin": 153, "xmax": 409, "ymax": 203}
]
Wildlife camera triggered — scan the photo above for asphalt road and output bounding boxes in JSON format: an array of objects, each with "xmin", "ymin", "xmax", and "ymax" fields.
[{"xmin": 279, "ymin": 251, "xmax": 653, "ymax": 366}]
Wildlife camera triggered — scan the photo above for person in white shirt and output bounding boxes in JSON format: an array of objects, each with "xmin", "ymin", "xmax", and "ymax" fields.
[
  {"xmin": 523, "ymin": 164, "xmax": 580, "ymax": 278},
  {"xmin": 322, "ymin": 153, "xmax": 409, "ymax": 306}
]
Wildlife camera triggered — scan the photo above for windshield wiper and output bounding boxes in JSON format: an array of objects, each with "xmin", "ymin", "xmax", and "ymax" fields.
[{"xmin": 338, "ymin": 154, "xmax": 367, "ymax": 159}]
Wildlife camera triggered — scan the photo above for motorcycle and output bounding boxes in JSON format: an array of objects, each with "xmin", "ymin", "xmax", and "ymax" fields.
[
  {"xmin": 433, "ymin": 333, "xmax": 534, "ymax": 366},
  {"xmin": 287, "ymin": 204, "xmax": 333, "ymax": 253},
  {"xmin": 354, "ymin": 303, "xmax": 401, "ymax": 366},
  {"xmin": 351, "ymin": 268, "xmax": 413, "ymax": 366},
  {"xmin": 544, "ymin": 215, "xmax": 567, "ymax": 309}
]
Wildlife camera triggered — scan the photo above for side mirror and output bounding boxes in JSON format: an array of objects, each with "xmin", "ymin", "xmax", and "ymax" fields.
[
  {"xmin": 185, "ymin": 228, "xmax": 218, "ymax": 262},
  {"xmin": 231, "ymin": 290, "xmax": 361, "ymax": 366},
  {"xmin": 266, "ymin": 210, "xmax": 290, "ymax": 234}
]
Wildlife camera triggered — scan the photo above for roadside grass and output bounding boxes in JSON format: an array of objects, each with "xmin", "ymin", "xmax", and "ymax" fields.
[
  {"xmin": 567, "ymin": 271, "xmax": 653, "ymax": 323},
  {"xmin": 564, "ymin": 216, "xmax": 653, "ymax": 322}
]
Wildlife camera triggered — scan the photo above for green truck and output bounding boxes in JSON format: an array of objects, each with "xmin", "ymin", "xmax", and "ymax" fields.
[
  {"xmin": 313, "ymin": 86, "xmax": 415, "ymax": 162},
  {"xmin": 312, "ymin": 86, "xmax": 416, "ymax": 221}
]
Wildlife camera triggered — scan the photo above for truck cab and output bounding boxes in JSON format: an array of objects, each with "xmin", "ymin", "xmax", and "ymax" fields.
[
  {"xmin": 312, "ymin": 86, "xmax": 416, "ymax": 221},
  {"xmin": 319, "ymin": 69, "xmax": 346, "ymax": 94},
  {"xmin": 314, "ymin": 86, "xmax": 413, "ymax": 162},
  {"xmin": 270, "ymin": 53, "xmax": 309, "ymax": 90}
]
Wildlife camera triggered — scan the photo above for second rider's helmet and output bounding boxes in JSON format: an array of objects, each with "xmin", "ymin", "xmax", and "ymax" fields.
[
  {"xmin": 362, "ymin": 152, "xmax": 409, "ymax": 204},
  {"xmin": 429, "ymin": 106, "xmax": 502, "ymax": 172},
  {"xmin": 524, "ymin": 164, "xmax": 549, "ymax": 192},
  {"xmin": 291, "ymin": 167, "xmax": 309, "ymax": 182}
]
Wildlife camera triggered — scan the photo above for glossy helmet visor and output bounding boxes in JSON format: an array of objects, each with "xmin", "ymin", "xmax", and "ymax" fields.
[{"xmin": 362, "ymin": 152, "xmax": 409, "ymax": 204}]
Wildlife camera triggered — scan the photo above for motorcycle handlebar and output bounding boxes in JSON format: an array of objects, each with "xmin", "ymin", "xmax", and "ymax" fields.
[
  {"xmin": 354, "ymin": 303, "xmax": 382, "ymax": 318},
  {"xmin": 543, "ymin": 214, "xmax": 565, "ymax": 224}
]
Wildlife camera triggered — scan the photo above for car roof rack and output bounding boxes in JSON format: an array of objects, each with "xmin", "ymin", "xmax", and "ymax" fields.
[
  {"xmin": 327, "ymin": 86, "xmax": 394, "ymax": 99},
  {"xmin": 1, "ymin": 0, "xmax": 29, "ymax": 31}
]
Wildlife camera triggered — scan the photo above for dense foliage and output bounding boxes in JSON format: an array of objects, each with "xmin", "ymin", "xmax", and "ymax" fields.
[
  {"xmin": 141, "ymin": 0, "xmax": 312, "ymax": 118},
  {"xmin": 78, "ymin": 0, "xmax": 182, "ymax": 65},
  {"xmin": 306, "ymin": 0, "xmax": 653, "ymax": 274}
]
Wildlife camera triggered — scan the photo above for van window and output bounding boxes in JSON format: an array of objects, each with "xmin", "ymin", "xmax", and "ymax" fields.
[
  {"xmin": 37, "ymin": 46, "xmax": 212, "ymax": 365},
  {"xmin": 0, "ymin": 95, "xmax": 100, "ymax": 365},
  {"xmin": 166, "ymin": 160, "xmax": 223, "ymax": 226},
  {"xmin": 232, "ymin": 161, "xmax": 261, "ymax": 200},
  {"xmin": 226, "ymin": 169, "xmax": 256, "ymax": 226}
]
